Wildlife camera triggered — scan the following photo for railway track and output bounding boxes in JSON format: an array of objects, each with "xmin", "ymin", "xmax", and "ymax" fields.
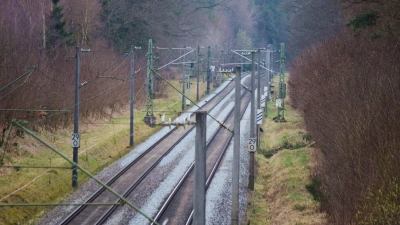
[
  {"xmin": 60, "ymin": 73, "xmax": 250, "ymax": 224},
  {"xmin": 152, "ymin": 75, "xmax": 252, "ymax": 225}
]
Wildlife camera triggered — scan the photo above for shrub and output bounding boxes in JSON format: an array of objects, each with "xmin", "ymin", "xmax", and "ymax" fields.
[{"xmin": 289, "ymin": 32, "xmax": 400, "ymax": 224}]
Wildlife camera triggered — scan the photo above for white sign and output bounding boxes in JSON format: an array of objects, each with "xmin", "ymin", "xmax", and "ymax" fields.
[
  {"xmin": 71, "ymin": 133, "xmax": 80, "ymax": 148},
  {"xmin": 210, "ymin": 66, "xmax": 215, "ymax": 72},
  {"xmin": 264, "ymin": 86, "xmax": 268, "ymax": 94},
  {"xmin": 276, "ymin": 99, "xmax": 282, "ymax": 107},
  {"xmin": 260, "ymin": 95, "xmax": 266, "ymax": 108},
  {"xmin": 257, "ymin": 109, "xmax": 263, "ymax": 125},
  {"xmin": 247, "ymin": 138, "xmax": 256, "ymax": 152}
]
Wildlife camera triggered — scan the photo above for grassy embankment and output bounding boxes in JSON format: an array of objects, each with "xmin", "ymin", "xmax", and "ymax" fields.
[
  {"xmin": 0, "ymin": 74, "xmax": 225, "ymax": 224},
  {"xmin": 247, "ymin": 75, "xmax": 326, "ymax": 225}
]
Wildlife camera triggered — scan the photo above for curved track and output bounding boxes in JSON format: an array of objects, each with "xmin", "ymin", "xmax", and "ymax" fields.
[
  {"xmin": 152, "ymin": 75, "xmax": 252, "ymax": 225},
  {"xmin": 60, "ymin": 74, "xmax": 249, "ymax": 224}
]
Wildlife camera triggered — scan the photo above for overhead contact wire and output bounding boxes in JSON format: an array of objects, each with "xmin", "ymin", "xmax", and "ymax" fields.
[
  {"xmin": 152, "ymin": 69, "xmax": 233, "ymax": 133},
  {"xmin": 84, "ymin": 52, "xmax": 131, "ymax": 84},
  {"xmin": 0, "ymin": 67, "xmax": 36, "ymax": 93}
]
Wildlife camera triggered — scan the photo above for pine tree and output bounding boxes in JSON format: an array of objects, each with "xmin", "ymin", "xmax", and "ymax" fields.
[{"xmin": 46, "ymin": 0, "xmax": 74, "ymax": 49}]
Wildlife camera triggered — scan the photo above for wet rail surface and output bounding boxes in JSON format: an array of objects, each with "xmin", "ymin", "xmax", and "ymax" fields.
[
  {"xmin": 153, "ymin": 75, "xmax": 252, "ymax": 225},
  {"xmin": 60, "ymin": 74, "xmax": 249, "ymax": 224}
]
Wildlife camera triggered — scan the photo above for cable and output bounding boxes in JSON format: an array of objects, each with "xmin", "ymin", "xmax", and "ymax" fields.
[
  {"xmin": 0, "ymin": 67, "xmax": 35, "ymax": 93},
  {"xmin": 157, "ymin": 49, "xmax": 195, "ymax": 70},
  {"xmin": 0, "ymin": 68, "xmax": 35, "ymax": 100},
  {"xmin": 35, "ymin": 67, "xmax": 65, "ymax": 84},
  {"xmin": 97, "ymin": 59, "xmax": 129, "ymax": 81},
  {"xmin": 152, "ymin": 69, "xmax": 232, "ymax": 133},
  {"xmin": 0, "ymin": 127, "xmax": 131, "ymax": 204},
  {"xmin": 26, "ymin": 79, "xmax": 127, "ymax": 126},
  {"xmin": 0, "ymin": 49, "xmax": 201, "ymax": 211},
  {"xmin": 84, "ymin": 52, "xmax": 130, "ymax": 85}
]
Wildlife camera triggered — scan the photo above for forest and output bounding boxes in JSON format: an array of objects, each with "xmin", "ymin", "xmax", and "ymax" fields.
[
  {"xmin": 0, "ymin": 0, "xmax": 255, "ymax": 129},
  {"xmin": 1, "ymin": 0, "xmax": 400, "ymax": 224},
  {"xmin": 0, "ymin": 0, "xmax": 343, "ymax": 129}
]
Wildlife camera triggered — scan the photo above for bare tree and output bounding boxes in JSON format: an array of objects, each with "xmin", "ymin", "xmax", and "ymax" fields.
[
  {"xmin": 62, "ymin": 0, "xmax": 102, "ymax": 46},
  {"xmin": 286, "ymin": 0, "xmax": 345, "ymax": 57}
]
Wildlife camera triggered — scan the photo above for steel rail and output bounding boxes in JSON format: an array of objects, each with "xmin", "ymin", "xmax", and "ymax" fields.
[
  {"xmin": 185, "ymin": 93, "xmax": 251, "ymax": 225},
  {"xmin": 96, "ymin": 74, "xmax": 248, "ymax": 224},
  {"xmin": 59, "ymin": 127, "xmax": 177, "ymax": 225},
  {"xmin": 152, "ymin": 75, "xmax": 251, "ymax": 224},
  {"xmin": 60, "ymin": 73, "xmax": 242, "ymax": 224},
  {"xmin": 94, "ymin": 124, "xmax": 195, "ymax": 224}
]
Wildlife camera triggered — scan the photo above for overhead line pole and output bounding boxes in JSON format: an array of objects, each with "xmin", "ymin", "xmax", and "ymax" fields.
[
  {"xmin": 275, "ymin": 43, "xmax": 286, "ymax": 122},
  {"xmin": 182, "ymin": 48, "xmax": 186, "ymax": 111},
  {"xmin": 272, "ymin": 46, "xmax": 275, "ymax": 78},
  {"xmin": 265, "ymin": 45, "xmax": 271, "ymax": 113},
  {"xmin": 231, "ymin": 66, "xmax": 241, "ymax": 225},
  {"xmin": 257, "ymin": 49, "xmax": 261, "ymax": 146},
  {"xmin": 197, "ymin": 46, "xmax": 200, "ymax": 101},
  {"xmin": 206, "ymin": 46, "xmax": 211, "ymax": 95},
  {"xmin": 257, "ymin": 49, "xmax": 261, "ymax": 109},
  {"xmin": 249, "ymin": 52, "xmax": 255, "ymax": 191},
  {"xmin": 129, "ymin": 45, "xmax": 136, "ymax": 146},
  {"xmin": 144, "ymin": 39, "xmax": 156, "ymax": 126},
  {"xmin": 72, "ymin": 46, "xmax": 80, "ymax": 188},
  {"xmin": 193, "ymin": 111, "xmax": 207, "ymax": 225}
]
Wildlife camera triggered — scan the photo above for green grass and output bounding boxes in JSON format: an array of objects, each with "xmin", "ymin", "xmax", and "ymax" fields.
[
  {"xmin": 0, "ymin": 76, "xmax": 212, "ymax": 224},
  {"xmin": 246, "ymin": 75, "xmax": 326, "ymax": 225}
]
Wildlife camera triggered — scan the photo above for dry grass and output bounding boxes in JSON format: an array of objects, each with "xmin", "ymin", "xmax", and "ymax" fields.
[
  {"xmin": 0, "ymin": 109, "xmax": 157, "ymax": 224},
  {"xmin": 246, "ymin": 75, "xmax": 326, "ymax": 225},
  {"xmin": 0, "ymin": 75, "xmax": 209, "ymax": 224}
]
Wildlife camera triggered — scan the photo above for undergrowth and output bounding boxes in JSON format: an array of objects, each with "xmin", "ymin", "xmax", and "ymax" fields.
[{"xmin": 247, "ymin": 75, "xmax": 325, "ymax": 225}]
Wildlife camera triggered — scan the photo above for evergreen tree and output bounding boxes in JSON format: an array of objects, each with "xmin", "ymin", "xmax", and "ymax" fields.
[
  {"xmin": 46, "ymin": 0, "xmax": 73, "ymax": 49},
  {"xmin": 252, "ymin": 0, "xmax": 290, "ymax": 56}
]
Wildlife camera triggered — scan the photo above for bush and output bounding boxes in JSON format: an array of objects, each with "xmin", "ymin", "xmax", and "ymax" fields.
[{"xmin": 288, "ymin": 32, "xmax": 400, "ymax": 224}]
